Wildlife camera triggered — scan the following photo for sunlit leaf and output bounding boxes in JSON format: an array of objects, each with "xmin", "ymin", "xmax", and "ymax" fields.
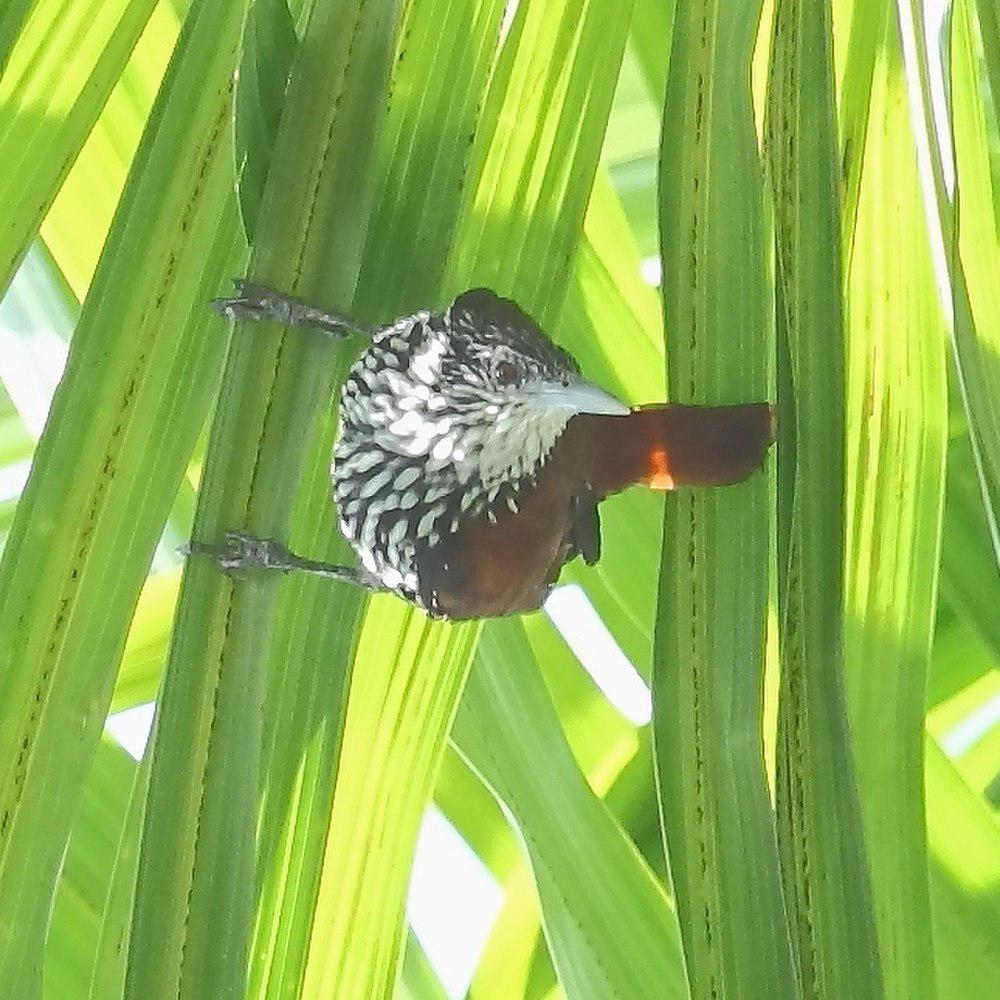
[
  {"xmin": 0, "ymin": 0, "xmax": 160, "ymax": 293},
  {"xmin": 655, "ymin": 3, "xmax": 798, "ymax": 994},
  {"xmin": 0, "ymin": 0, "xmax": 243, "ymax": 989},
  {"xmin": 455, "ymin": 619, "xmax": 688, "ymax": 1000},
  {"xmin": 1, "ymin": 2, "xmax": 999, "ymax": 997},
  {"xmin": 768, "ymin": 0, "xmax": 884, "ymax": 993},
  {"xmin": 840, "ymin": 6, "xmax": 948, "ymax": 996}
]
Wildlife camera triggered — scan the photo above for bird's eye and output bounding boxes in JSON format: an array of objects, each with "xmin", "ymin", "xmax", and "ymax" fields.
[{"xmin": 492, "ymin": 356, "xmax": 519, "ymax": 386}]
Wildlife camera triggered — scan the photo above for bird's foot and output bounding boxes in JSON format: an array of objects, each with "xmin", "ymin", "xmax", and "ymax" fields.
[
  {"xmin": 183, "ymin": 530, "xmax": 297, "ymax": 574},
  {"xmin": 211, "ymin": 278, "xmax": 364, "ymax": 338},
  {"xmin": 211, "ymin": 279, "xmax": 283, "ymax": 324},
  {"xmin": 183, "ymin": 530, "xmax": 383, "ymax": 591}
]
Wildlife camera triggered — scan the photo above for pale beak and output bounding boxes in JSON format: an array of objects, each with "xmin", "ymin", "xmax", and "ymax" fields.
[{"xmin": 525, "ymin": 376, "xmax": 630, "ymax": 416}]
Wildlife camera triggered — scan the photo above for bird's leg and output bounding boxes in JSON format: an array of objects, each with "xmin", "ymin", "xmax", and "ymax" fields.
[
  {"xmin": 185, "ymin": 530, "xmax": 385, "ymax": 592},
  {"xmin": 211, "ymin": 278, "xmax": 369, "ymax": 339}
]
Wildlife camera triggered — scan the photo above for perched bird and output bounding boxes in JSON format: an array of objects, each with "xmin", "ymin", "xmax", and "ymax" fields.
[{"xmin": 195, "ymin": 281, "xmax": 774, "ymax": 620}]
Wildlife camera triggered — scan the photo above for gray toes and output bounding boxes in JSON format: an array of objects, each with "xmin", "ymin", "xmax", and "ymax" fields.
[
  {"xmin": 210, "ymin": 278, "xmax": 278, "ymax": 322},
  {"xmin": 184, "ymin": 531, "xmax": 292, "ymax": 574}
]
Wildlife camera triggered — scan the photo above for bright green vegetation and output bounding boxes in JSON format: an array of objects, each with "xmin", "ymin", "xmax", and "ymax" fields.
[{"xmin": 0, "ymin": 1, "xmax": 998, "ymax": 997}]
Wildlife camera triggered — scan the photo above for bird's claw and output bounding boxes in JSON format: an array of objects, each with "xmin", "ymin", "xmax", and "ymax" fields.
[
  {"xmin": 183, "ymin": 530, "xmax": 294, "ymax": 574},
  {"xmin": 210, "ymin": 278, "xmax": 285, "ymax": 324},
  {"xmin": 210, "ymin": 278, "xmax": 361, "ymax": 338}
]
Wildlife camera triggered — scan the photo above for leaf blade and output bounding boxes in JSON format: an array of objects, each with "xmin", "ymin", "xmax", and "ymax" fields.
[{"xmin": 655, "ymin": 3, "xmax": 799, "ymax": 994}]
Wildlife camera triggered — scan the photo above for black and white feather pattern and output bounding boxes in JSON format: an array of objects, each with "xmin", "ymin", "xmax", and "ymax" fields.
[{"xmin": 332, "ymin": 290, "xmax": 580, "ymax": 607}]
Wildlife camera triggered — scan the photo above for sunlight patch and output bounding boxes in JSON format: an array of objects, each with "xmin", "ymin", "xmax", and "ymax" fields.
[
  {"xmin": 941, "ymin": 691, "xmax": 1000, "ymax": 758},
  {"xmin": 0, "ymin": 326, "xmax": 67, "ymax": 438},
  {"xmin": 105, "ymin": 702, "xmax": 156, "ymax": 761},
  {"xmin": 640, "ymin": 255, "xmax": 661, "ymax": 287},
  {"xmin": 407, "ymin": 806, "xmax": 503, "ymax": 999},
  {"xmin": 545, "ymin": 583, "xmax": 652, "ymax": 725},
  {"xmin": 0, "ymin": 458, "xmax": 31, "ymax": 502}
]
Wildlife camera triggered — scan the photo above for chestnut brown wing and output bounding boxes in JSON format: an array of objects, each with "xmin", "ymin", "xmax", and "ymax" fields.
[
  {"xmin": 572, "ymin": 403, "xmax": 775, "ymax": 498},
  {"xmin": 416, "ymin": 431, "xmax": 587, "ymax": 619}
]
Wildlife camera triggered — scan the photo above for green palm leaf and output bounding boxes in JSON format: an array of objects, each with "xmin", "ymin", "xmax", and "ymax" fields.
[{"xmin": 1, "ymin": 3, "xmax": 999, "ymax": 998}]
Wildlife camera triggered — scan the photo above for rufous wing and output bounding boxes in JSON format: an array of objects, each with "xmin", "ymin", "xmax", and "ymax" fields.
[{"xmin": 573, "ymin": 403, "xmax": 775, "ymax": 499}]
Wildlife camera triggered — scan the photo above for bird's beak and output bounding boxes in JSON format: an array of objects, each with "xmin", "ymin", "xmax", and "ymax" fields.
[{"xmin": 525, "ymin": 376, "xmax": 630, "ymax": 416}]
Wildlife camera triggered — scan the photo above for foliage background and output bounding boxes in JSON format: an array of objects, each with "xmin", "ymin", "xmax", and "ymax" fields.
[{"xmin": 0, "ymin": 0, "xmax": 998, "ymax": 997}]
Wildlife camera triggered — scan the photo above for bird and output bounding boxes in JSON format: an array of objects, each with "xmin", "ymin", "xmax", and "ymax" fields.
[{"xmin": 193, "ymin": 280, "xmax": 774, "ymax": 620}]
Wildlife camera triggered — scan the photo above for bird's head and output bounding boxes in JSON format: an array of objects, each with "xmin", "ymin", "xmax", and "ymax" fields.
[{"xmin": 339, "ymin": 288, "xmax": 629, "ymax": 500}]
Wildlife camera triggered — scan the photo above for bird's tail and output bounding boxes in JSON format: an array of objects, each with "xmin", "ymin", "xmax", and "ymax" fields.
[{"xmin": 577, "ymin": 403, "xmax": 775, "ymax": 497}]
